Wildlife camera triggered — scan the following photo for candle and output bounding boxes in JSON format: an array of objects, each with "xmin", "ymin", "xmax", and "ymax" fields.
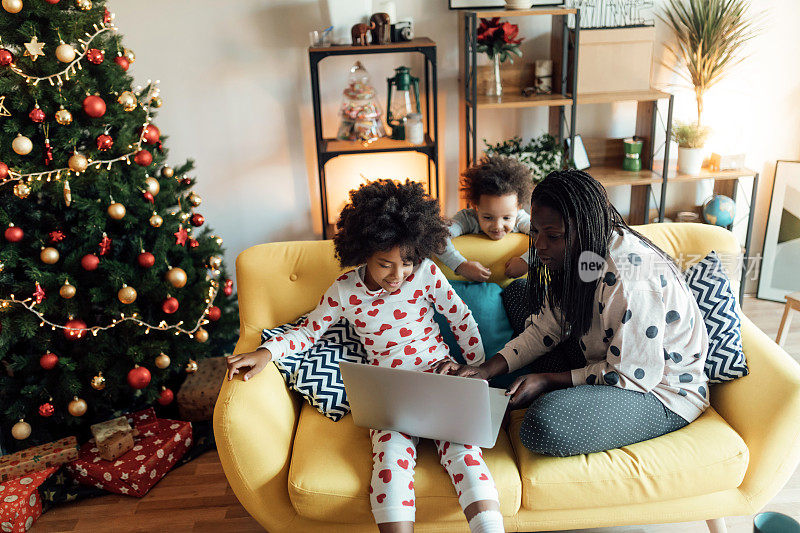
[{"xmin": 534, "ymin": 59, "xmax": 553, "ymax": 94}]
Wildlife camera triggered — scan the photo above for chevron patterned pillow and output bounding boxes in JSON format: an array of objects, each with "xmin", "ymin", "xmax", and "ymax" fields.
[
  {"xmin": 261, "ymin": 317, "xmax": 367, "ymax": 421},
  {"xmin": 684, "ymin": 251, "xmax": 748, "ymax": 383}
]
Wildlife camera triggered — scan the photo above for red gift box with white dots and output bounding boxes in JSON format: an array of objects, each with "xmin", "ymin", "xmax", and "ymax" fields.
[
  {"xmin": 65, "ymin": 418, "xmax": 191, "ymax": 498},
  {"xmin": 0, "ymin": 466, "xmax": 59, "ymax": 532}
]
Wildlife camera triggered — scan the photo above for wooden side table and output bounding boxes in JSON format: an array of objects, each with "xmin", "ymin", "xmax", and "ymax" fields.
[{"xmin": 776, "ymin": 291, "xmax": 800, "ymax": 346}]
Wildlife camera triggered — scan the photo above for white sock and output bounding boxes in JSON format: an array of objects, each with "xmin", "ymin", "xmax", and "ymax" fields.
[{"xmin": 468, "ymin": 509, "xmax": 505, "ymax": 533}]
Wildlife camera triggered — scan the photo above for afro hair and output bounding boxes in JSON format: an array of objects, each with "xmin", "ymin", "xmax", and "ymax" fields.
[
  {"xmin": 334, "ymin": 179, "xmax": 449, "ymax": 267},
  {"xmin": 460, "ymin": 154, "xmax": 533, "ymax": 208}
]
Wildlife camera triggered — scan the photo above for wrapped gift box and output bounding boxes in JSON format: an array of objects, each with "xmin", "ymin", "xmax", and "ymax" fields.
[
  {"xmin": 66, "ymin": 418, "xmax": 191, "ymax": 497},
  {"xmin": 126, "ymin": 408, "xmax": 158, "ymax": 435},
  {"xmin": 0, "ymin": 437, "xmax": 78, "ymax": 482},
  {"xmin": 0, "ymin": 466, "xmax": 58, "ymax": 532},
  {"xmin": 177, "ymin": 356, "xmax": 226, "ymax": 421},
  {"xmin": 89, "ymin": 416, "xmax": 134, "ymax": 461}
]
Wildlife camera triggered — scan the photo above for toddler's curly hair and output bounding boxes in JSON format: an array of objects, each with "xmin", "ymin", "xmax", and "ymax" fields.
[
  {"xmin": 460, "ymin": 154, "xmax": 533, "ymax": 207},
  {"xmin": 334, "ymin": 179, "xmax": 449, "ymax": 267}
]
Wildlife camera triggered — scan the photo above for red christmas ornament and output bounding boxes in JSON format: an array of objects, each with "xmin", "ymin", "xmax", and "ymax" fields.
[
  {"xmin": 86, "ymin": 48, "xmax": 104, "ymax": 64},
  {"xmin": 162, "ymin": 297, "xmax": 179, "ymax": 314},
  {"xmin": 39, "ymin": 403, "xmax": 55, "ymax": 417},
  {"xmin": 173, "ymin": 225, "xmax": 189, "ymax": 246},
  {"xmin": 181, "ymin": 178, "xmax": 192, "ymax": 186},
  {"xmin": 48, "ymin": 230, "xmax": 65, "ymax": 243},
  {"xmin": 40, "ymin": 352, "xmax": 59, "ymax": 370},
  {"xmin": 29, "ymin": 106, "xmax": 45, "ymax": 123},
  {"xmin": 4, "ymin": 225, "xmax": 23, "ymax": 242},
  {"xmin": 223, "ymin": 279, "xmax": 233, "ymax": 296},
  {"xmin": 141, "ymin": 124, "xmax": 160, "ymax": 144},
  {"xmin": 64, "ymin": 318, "xmax": 88, "ymax": 340},
  {"xmin": 134, "ymin": 149, "xmax": 153, "ymax": 167},
  {"xmin": 103, "ymin": 7, "xmax": 111, "ymax": 22},
  {"xmin": 98, "ymin": 234, "xmax": 112, "ymax": 256},
  {"xmin": 80, "ymin": 253, "xmax": 100, "ymax": 271},
  {"xmin": 143, "ymin": 191, "xmax": 154, "ymax": 203},
  {"xmin": 43, "ymin": 138, "xmax": 53, "ymax": 167},
  {"xmin": 96, "ymin": 133, "xmax": 114, "ymax": 151},
  {"xmin": 190, "ymin": 213, "xmax": 204, "ymax": 227},
  {"xmin": 83, "ymin": 95, "xmax": 106, "ymax": 118},
  {"xmin": 0, "ymin": 49, "xmax": 13, "ymax": 66},
  {"xmin": 189, "ymin": 239, "xmax": 199, "ymax": 248},
  {"xmin": 208, "ymin": 306, "xmax": 221, "ymax": 321},
  {"xmin": 127, "ymin": 365, "xmax": 151, "ymax": 389},
  {"xmin": 33, "ymin": 282, "xmax": 46, "ymax": 304},
  {"xmin": 157, "ymin": 387, "xmax": 174, "ymax": 406},
  {"xmin": 0, "ymin": 162, "xmax": 9, "ymax": 179},
  {"xmin": 113, "ymin": 55, "xmax": 129, "ymax": 71},
  {"xmin": 45, "ymin": 0, "xmax": 60, "ymax": 4},
  {"xmin": 137, "ymin": 251, "xmax": 155, "ymax": 268}
]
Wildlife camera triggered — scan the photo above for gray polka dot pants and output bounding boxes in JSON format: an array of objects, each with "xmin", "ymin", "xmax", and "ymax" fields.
[{"xmin": 516, "ymin": 339, "xmax": 689, "ymax": 457}]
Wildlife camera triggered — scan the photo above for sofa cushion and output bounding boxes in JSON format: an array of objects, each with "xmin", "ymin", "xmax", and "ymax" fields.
[
  {"xmin": 288, "ymin": 403, "xmax": 522, "ymax": 523},
  {"xmin": 508, "ymin": 405, "xmax": 749, "ymax": 511}
]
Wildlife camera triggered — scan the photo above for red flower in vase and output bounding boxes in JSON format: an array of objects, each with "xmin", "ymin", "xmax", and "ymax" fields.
[
  {"xmin": 476, "ymin": 17, "xmax": 523, "ymax": 63},
  {"xmin": 500, "ymin": 22, "xmax": 523, "ymax": 45}
]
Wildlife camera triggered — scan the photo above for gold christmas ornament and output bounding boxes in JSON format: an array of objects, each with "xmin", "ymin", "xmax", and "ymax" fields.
[
  {"xmin": 188, "ymin": 192, "xmax": 202, "ymax": 207},
  {"xmin": 185, "ymin": 359, "xmax": 198, "ymax": 373},
  {"xmin": 76, "ymin": 0, "xmax": 91, "ymax": 10},
  {"xmin": 144, "ymin": 176, "xmax": 160, "ymax": 195},
  {"xmin": 12, "ymin": 134, "xmax": 33, "ymax": 155},
  {"xmin": 13, "ymin": 182, "xmax": 30, "ymax": 199},
  {"xmin": 208, "ymin": 255, "xmax": 222, "ymax": 270},
  {"xmin": 117, "ymin": 91, "xmax": 137, "ymax": 112},
  {"xmin": 2, "ymin": 0, "xmax": 23, "ymax": 13},
  {"xmin": 55, "ymin": 106, "xmax": 73, "ymax": 125},
  {"xmin": 60, "ymin": 279, "xmax": 76, "ymax": 299},
  {"xmin": 23, "ymin": 36, "xmax": 45, "ymax": 62},
  {"xmin": 68, "ymin": 152, "xmax": 88, "ymax": 172},
  {"xmin": 123, "ymin": 48, "xmax": 135, "ymax": 63},
  {"xmin": 195, "ymin": 328, "xmax": 209, "ymax": 343},
  {"xmin": 155, "ymin": 352, "xmax": 171, "ymax": 369},
  {"xmin": 55, "ymin": 42, "xmax": 76, "ymax": 63},
  {"xmin": 68, "ymin": 396, "xmax": 87, "ymax": 417},
  {"xmin": 40, "ymin": 246, "xmax": 60, "ymax": 264},
  {"xmin": 150, "ymin": 96, "xmax": 163, "ymax": 108},
  {"xmin": 117, "ymin": 284, "xmax": 137, "ymax": 304},
  {"xmin": 11, "ymin": 419, "xmax": 31, "ymax": 440},
  {"xmin": 165, "ymin": 267, "xmax": 187, "ymax": 288},
  {"xmin": 149, "ymin": 213, "xmax": 163, "ymax": 228},
  {"xmin": 108, "ymin": 202, "xmax": 126, "ymax": 220},
  {"xmin": 161, "ymin": 166, "xmax": 174, "ymax": 179},
  {"xmin": 63, "ymin": 179, "xmax": 72, "ymax": 206},
  {"xmin": 91, "ymin": 372, "xmax": 106, "ymax": 390}
]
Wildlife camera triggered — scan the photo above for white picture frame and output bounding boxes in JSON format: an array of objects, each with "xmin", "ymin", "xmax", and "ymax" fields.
[
  {"xmin": 758, "ymin": 160, "xmax": 800, "ymax": 302},
  {"xmin": 566, "ymin": 134, "xmax": 590, "ymax": 170}
]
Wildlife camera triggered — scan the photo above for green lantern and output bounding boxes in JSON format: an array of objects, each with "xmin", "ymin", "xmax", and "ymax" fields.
[{"xmin": 386, "ymin": 66, "xmax": 420, "ymax": 140}]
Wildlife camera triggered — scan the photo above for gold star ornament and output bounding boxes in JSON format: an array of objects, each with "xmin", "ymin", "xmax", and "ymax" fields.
[
  {"xmin": 24, "ymin": 36, "xmax": 45, "ymax": 62},
  {"xmin": 0, "ymin": 96, "xmax": 9, "ymax": 117}
]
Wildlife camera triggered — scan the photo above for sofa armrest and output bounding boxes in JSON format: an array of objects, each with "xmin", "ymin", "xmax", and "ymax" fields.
[
  {"xmin": 711, "ymin": 316, "xmax": 800, "ymax": 510},
  {"xmin": 213, "ymin": 331, "xmax": 302, "ymax": 530}
]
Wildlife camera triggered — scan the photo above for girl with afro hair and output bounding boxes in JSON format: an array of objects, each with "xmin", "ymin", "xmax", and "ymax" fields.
[{"xmin": 227, "ymin": 179, "xmax": 505, "ymax": 533}]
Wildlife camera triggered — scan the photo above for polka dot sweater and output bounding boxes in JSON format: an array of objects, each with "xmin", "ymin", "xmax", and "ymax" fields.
[
  {"xmin": 259, "ymin": 259, "xmax": 485, "ymax": 370},
  {"xmin": 498, "ymin": 229, "xmax": 710, "ymax": 423}
]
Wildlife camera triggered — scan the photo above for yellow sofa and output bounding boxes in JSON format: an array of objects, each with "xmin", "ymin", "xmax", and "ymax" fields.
[{"xmin": 213, "ymin": 223, "xmax": 800, "ymax": 532}]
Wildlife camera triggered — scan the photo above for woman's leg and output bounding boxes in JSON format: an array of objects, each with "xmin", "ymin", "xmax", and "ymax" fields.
[
  {"xmin": 370, "ymin": 429, "xmax": 418, "ymax": 531},
  {"xmin": 519, "ymin": 385, "xmax": 689, "ymax": 457}
]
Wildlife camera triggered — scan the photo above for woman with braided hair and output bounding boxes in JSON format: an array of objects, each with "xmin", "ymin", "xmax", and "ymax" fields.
[{"xmin": 435, "ymin": 169, "xmax": 710, "ymax": 457}]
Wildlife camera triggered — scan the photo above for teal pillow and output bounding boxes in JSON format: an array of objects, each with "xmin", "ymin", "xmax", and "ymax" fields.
[{"xmin": 433, "ymin": 281, "xmax": 513, "ymax": 365}]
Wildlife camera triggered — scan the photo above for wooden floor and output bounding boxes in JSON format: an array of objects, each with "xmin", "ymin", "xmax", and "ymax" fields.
[{"xmin": 35, "ymin": 296, "xmax": 800, "ymax": 532}]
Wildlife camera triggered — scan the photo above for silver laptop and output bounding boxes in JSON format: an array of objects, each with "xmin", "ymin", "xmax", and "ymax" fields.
[{"xmin": 340, "ymin": 361, "xmax": 510, "ymax": 448}]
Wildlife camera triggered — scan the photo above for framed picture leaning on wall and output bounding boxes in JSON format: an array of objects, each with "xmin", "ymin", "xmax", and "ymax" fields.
[{"xmin": 758, "ymin": 160, "xmax": 800, "ymax": 302}]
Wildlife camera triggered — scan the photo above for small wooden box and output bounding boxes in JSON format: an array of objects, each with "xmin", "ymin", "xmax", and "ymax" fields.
[{"xmin": 570, "ymin": 26, "xmax": 655, "ymax": 94}]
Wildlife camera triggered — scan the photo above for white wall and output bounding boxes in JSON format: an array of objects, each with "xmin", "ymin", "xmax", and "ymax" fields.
[{"xmin": 112, "ymin": 0, "xmax": 800, "ymax": 293}]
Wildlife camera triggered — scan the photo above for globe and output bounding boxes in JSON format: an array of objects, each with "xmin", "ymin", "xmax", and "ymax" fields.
[{"xmin": 702, "ymin": 195, "xmax": 736, "ymax": 227}]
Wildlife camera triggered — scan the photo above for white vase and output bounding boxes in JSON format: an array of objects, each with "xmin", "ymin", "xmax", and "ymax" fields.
[
  {"xmin": 505, "ymin": 0, "xmax": 532, "ymax": 8},
  {"xmin": 677, "ymin": 146, "xmax": 704, "ymax": 176},
  {"xmin": 487, "ymin": 55, "xmax": 502, "ymax": 97}
]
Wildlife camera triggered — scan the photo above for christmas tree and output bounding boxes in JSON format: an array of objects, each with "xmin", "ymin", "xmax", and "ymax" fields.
[{"xmin": 0, "ymin": 0, "xmax": 238, "ymax": 447}]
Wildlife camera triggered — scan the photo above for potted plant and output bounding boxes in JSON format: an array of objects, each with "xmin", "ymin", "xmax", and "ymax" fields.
[
  {"xmin": 476, "ymin": 17, "xmax": 523, "ymax": 97},
  {"xmin": 671, "ymin": 122, "xmax": 711, "ymax": 175},
  {"xmin": 659, "ymin": 0, "xmax": 759, "ymax": 173},
  {"xmin": 484, "ymin": 134, "xmax": 564, "ymax": 184}
]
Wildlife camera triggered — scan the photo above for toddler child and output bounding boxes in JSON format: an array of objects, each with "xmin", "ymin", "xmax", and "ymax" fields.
[
  {"xmin": 226, "ymin": 180, "xmax": 505, "ymax": 533},
  {"xmin": 438, "ymin": 155, "xmax": 533, "ymax": 282}
]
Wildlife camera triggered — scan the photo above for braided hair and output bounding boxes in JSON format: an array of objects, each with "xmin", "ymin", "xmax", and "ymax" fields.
[{"xmin": 527, "ymin": 169, "xmax": 677, "ymax": 339}]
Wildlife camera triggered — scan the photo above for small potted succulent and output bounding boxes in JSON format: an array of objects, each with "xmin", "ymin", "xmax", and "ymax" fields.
[
  {"xmin": 671, "ymin": 122, "xmax": 711, "ymax": 175},
  {"xmin": 476, "ymin": 17, "xmax": 523, "ymax": 97}
]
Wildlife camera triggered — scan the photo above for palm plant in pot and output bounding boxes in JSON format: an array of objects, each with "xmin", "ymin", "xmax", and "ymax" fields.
[{"xmin": 659, "ymin": 0, "xmax": 759, "ymax": 175}]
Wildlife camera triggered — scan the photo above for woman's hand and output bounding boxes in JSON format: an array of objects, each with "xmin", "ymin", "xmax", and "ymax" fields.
[
  {"xmin": 431, "ymin": 360, "xmax": 489, "ymax": 380},
  {"xmin": 226, "ymin": 348, "xmax": 272, "ymax": 381},
  {"xmin": 505, "ymin": 374, "xmax": 551, "ymax": 409},
  {"xmin": 455, "ymin": 260, "xmax": 491, "ymax": 282},
  {"xmin": 504, "ymin": 257, "xmax": 528, "ymax": 278}
]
